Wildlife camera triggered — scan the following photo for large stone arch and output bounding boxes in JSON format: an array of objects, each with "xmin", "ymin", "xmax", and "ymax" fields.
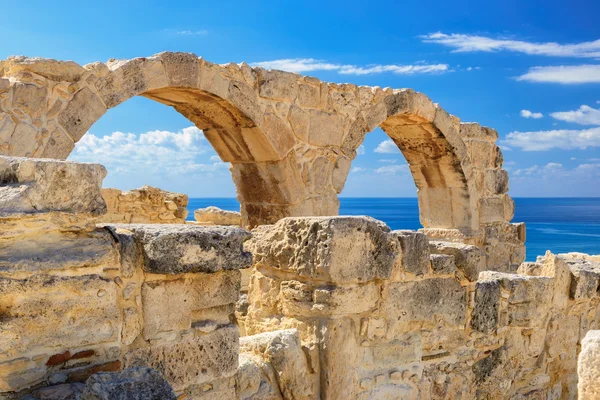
[{"xmin": 0, "ymin": 52, "xmax": 523, "ymax": 272}]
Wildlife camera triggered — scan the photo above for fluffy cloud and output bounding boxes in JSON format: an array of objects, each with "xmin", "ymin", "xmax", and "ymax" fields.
[
  {"xmin": 515, "ymin": 65, "xmax": 600, "ymax": 84},
  {"xmin": 70, "ymin": 126, "xmax": 228, "ymax": 175},
  {"xmin": 357, "ymin": 145, "xmax": 365, "ymax": 155},
  {"xmin": 521, "ymin": 109, "xmax": 543, "ymax": 119},
  {"xmin": 501, "ymin": 126, "xmax": 600, "ymax": 151},
  {"xmin": 351, "ymin": 166, "xmax": 366, "ymax": 173},
  {"xmin": 375, "ymin": 165, "xmax": 409, "ymax": 175},
  {"xmin": 421, "ymin": 33, "xmax": 600, "ymax": 58},
  {"xmin": 378, "ymin": 159, "xmax": 398, "ymax": 164},
  {"xmin": 551, "ymin": 105, "xmax": 600, "ymax": 125},
  {"xmin": 374, "ymin": 139, "xmax": 400, "ymax": 153},
  {"xmin": 252, "ymin": 58, "xmax": 449, "ymax": 75}
]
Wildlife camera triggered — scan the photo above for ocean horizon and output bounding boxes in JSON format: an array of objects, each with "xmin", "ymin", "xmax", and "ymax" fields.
[{"xmin": 187, "ymin": 197, "xmax": 600, "ymax": 262}]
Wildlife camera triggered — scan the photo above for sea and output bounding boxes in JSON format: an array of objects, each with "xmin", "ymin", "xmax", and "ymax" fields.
[{"xmin": 187, "ymin": 198, "xmax": 600, "ymax": 262}]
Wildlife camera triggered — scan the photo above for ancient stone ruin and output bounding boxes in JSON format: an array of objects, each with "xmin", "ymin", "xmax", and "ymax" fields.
[{"xmin": 0, "ymin": 53, "xmax": 598, "ymax": 399}]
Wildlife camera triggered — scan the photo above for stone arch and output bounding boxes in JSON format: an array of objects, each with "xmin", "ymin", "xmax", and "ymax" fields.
[
  {"xmin": 345, "ymin": 88, "xmax": 479, "ymax": 231},
  {"xmin": 0, "ymin": 53, "xmax": 310, "ymax": 227},
  {"xmin": 0, "ymin": 53, "xmax": 515, "ymax": 240}
]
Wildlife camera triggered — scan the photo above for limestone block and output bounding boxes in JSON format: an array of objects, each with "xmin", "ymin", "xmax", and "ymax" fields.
[
  {"xmin": 124, "ymin": 325, "xmax": 239, "ymax": 391},
  {"xmin": 194, "ymin": 206, "xmax": 242, "ymax": 226},
  {"xmin": 471, "ymin": 279, "xmax": 501, "ymax": 333},
  {"xmin": 247, "ymin": 216, "xmax": 396, "ymax": 283},
  {"xmin": 307, "ymin": 109, "xmax": 344, "ymax": 147},
  {"xmin": 182, "ymin": 376, "xmax": 237, "ymax": 400},
  {"xmin": 382, "ymin": 278, "xmax": 466, "ymax": 327},
  {"xmin": 81, "ymin": 367, "xmax": 176, "ymax": 400},
  {"xmin": 26, "ymin": 383, "xmax": 86, "ymax": 400},
  {"xmin": 11, "ymin": 83, "xmax": 47, "ymax": 119},
  {"xmin": 109, "ymin": 224, "xmax": 252, "ymax": 274},
  {"xmin": 239, "ymin": 329, "xmax": 316, "ymax": 399},
  {"xmin": 0, "ymin": 274, "xmax": 121, "ymax": 363},
  {"xmin": 3, "ymin": 56, "xmax": 86, "ymax": 82},
  {"xmin": 430, "ymin": 254, "xmax": 456, "ymax": 275},
  {"xmin": 484, "ymin": 169, "xmax": 509, "ymax": 195},
  {"xmin": 104, "ymin": 226, "xmax": 141, "ymax": 278},
  {"xmin": 261, "ymin": 113, "xmax": 296, "ymax": 159},
  {"xmin": 429, "ymin": 241, "xmax": 486, "ymax": 281},
  {"xmin": 159, "ymin": 52, "xmax": 200, "ymax": 88},
  {"xmin": 0, "ymin": 156, "xmax": 107, "ymax": 216},
  {"xmin": 141, "ymin": 271, "xmax": 240, "ymax": 339},
  {"xmin": 280, "ymin": 280, "xmax": 380, "ymax": 317},
  {"xmin": 58, "ymin": 88, "xmax": 107, "ymax": 141},
  {"xmin": 467, "ymin": 140, "xmax": 494, "ymax": 169},
  {"xmin": 392, "ymin": 230, "xmax": 430, "ymax": 276},
  {"xmin": 479, "ymin": 271, "xmax": 553, "ymax": 327},
  {"xmin": 569, "ymin": 266, "xmax": 600, "ymax": 300},
  {"xmin": 0, "ymin": 228, "xmax": 118, "ymax": 275},
  {"xmin": 459, "ymin": 123, "xmax": 498, "ymax": 142},
  {"xmin": 331, "ymin": 156, "xmax": 351, "ymax": 194},
  {"xmin": 479, "ymin": 196, "xmax": 506, "ymax": 224},
  {"xmin": 287, "ymin": 104, "xmax": 309, "ymax": 142},
  {"xmin": 578, "ymin": 330, "xmax": 600, "ymax": 400},
  {"xmin": 258, "ymin": 69, "xmax": 298, "ymax": 102},
  {"xmin": 298, "ymin": 83, "xmax": 320, "ymax": 108}
]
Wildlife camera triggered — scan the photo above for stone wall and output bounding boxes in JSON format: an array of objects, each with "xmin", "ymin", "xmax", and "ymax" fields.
[
  {"xmin": 0, "ymin": 53, "xmax": 522, "ymax": 274},
  {"xmin": 245, "ymin": 217, "xmax": 600, "ymax": 399},
  {"xmin": 578, "ymin": 330, "xmax": 600, "ymax": 399},
  {"xmin": 0, "ymin": 156, "xmax": 251, "ymax": 399},
  {"xmin": 100, "ymin": 185, "xmax": 188, "ymax": 224}
]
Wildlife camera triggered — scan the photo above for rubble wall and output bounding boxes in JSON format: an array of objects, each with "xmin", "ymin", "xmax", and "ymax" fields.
[
  {"xmin": 0, "ymin": 156, "xmax": 251, "ymax": 399},
  {"xmin": 100, "ymin": 185, "xmax": 188, "ymax": 224},
  {"xmin": 245, "ymin": 216, "xmax": 600, "ymax": 399}
]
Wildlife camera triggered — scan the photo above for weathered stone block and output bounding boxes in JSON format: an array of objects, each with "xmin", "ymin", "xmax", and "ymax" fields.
[
  {"xmin": 578, "ymin": 330, "xmax": 600, "ymax": 399},
  {"xmin": 392, "ymin": 230, "xmax": 430, "ymax": 276},
  {"xmin": 109, "ymin": 224, "xmax": 252, "ymax": 274},
  {"xmin": 429, "ymin": 241, "xmax": 485, "ymax": 281},
  {"xmin": 382, "ymin": 278, "xmax": 466, "ymax": 326},
  {"xmin": 58, "ymin": 87, "xmax": 107, "ymax": 141},
  {"xmin": 81, "ymin": 367, "xmax": 176, "ymax": 400},
  {"xmin": 194, "ymin": 206, "xmax": 241, "ymax": 226},
  {"xmin": 471, "ymin": 279, "xmax": 500, "ymax": 333},
  {"xmin": 0, "ymin": 228, "xmax": 118, "ymax": 275},
  {"xmin": 0, "ymin": 156, "xmax": 107, "ymax": 216},
  {"xmin": 239, "ymin": 329, "xmax": 316, "ymax": 399},
  {"xmin": 141, "ymin": 271, "xmax": 240, "ymax": 339},
  {"xmin": 247, "ymin": 216, "xmax": 396, "ymax": 283},
  {"xmin": 430, "ymin": 254, "xmax": 456, "ymax": 275},
  {"xmin": 459, "ymin": 123, "xmax": 498, "ymax": 142},
  {"xmin": 0, "ymin": 274, "xmax": 121, "ymax": 363},
  {"xmin": 258, "ymin": 69, "xmax": 298, "ymax": 102},
  {"xmin": 124, "ymin": 325, "xmax": 238, "ymax": 391},
  {"xmin": 484, "ymin": 170, "xmax": 509, "ymax": 195},
  {"xmin": 307, "ymin": 109, "xmax": 345, "ymax": 147}
]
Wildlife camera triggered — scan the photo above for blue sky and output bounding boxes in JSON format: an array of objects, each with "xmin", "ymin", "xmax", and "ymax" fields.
[{"xmin": 3, "ymin": 0, "xmax": 599, "ymax": 197}]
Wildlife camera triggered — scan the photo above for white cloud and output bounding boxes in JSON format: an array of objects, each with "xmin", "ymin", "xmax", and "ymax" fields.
[
  {"xmin": 175, "ymin": 29, "xmax": 208, "ymax": 36},
  {"xmin": 514, "ymin": 162, "xmax": 600, "ymax": 178},
  {"xmin": 515, "ymin": 65, "xmax": 600, "ymax": 84},
  {"xmin": 521, "ymin": 109, "xmax": 543, "ymax": 119},
  {"xmin": 551, "ymin": 105, "xmax": 600, "ymax": 125},
  {"xmin": 421, "ymin": 32, "xmax": 600, "ymax": 58},
  {"xmin": 502, "ymin": 126, "xmax": 600, "ymax": 151},
  {"xmin": 378, "ymin": 159, "xmax": 398, "ymax": 164},
  {"xmin": 351, "ymin": 166, "xmax": 366, "ymax": 173},
  {"xmin": 252, "ymin": 58, "xmax": 449, "ymax": 75},
  {"xmin": 499, "ymin": 145, "xmax": 512, "ymax": 151},
  {"xmin": 375, "ymin": 165, "xmax": 409, "ymax": 175},
  {"xmin": 210, "ymin": 155, "xmax": 222, "ymax": 161},
  {"xmin": 70, "ymin": 126, "xmax": 229, "ymax": 175},
  {"xmin": 357, "ymin": 145, "xmax": 365, "ymax": 155},
  {"xmin": 374, "ymin": 139, "xmax": 400, "ymax": 153}
]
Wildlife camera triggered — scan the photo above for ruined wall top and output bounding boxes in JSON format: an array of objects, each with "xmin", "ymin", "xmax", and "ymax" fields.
[{"xmin": 0, "ymin": 53, "xmax": 519, "ymax": 269}]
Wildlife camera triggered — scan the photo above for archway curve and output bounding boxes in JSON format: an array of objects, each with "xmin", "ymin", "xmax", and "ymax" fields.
[{"xmin": 0, "ymin": 52, "xmax": 512, "ymax": 236}]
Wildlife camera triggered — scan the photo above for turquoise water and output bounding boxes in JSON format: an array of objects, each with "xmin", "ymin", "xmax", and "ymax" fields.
[{"xmin": 187, "ymin": 198, "xmax": 600, "ymax": 261}]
